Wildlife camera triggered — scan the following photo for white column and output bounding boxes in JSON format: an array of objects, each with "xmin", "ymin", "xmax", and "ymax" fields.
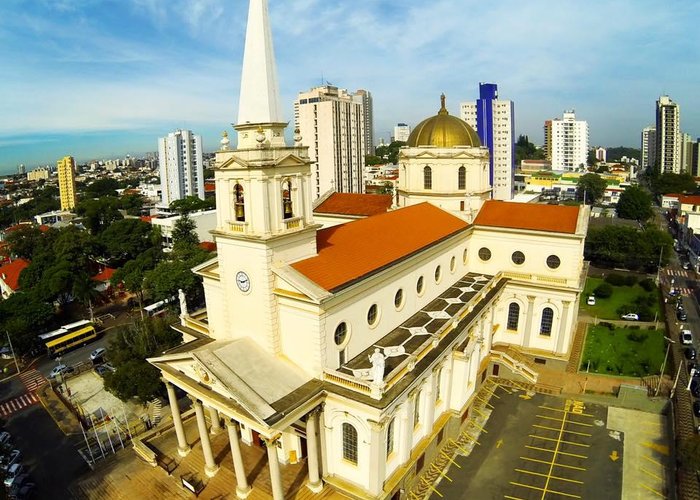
[
  {"xmin": 442, "ymin": 359, "xmax": 454, "ymax": 410},
  {"xmin": 522, "ymin": 295, "xmax": 537, "ymax": 348},
  {"xmin": 306, "ymin": 410, "xmax": 323, "ymax": 493},
  {"xmin": 194, "ymin": 399, "xmax": 219, "ymax": 477},
  {"xmin": 424, "ymin": 378, "xmax": 436, "ymax": 430},
  {"xmin": 264, "ymin": 436, "xmax": 285, "ymax": 500},
  {"xmin": 227, "ymin": 420, "xmax": 252, "ymax": 499},
  {"xmin": 368, "ymin": 419, "xmax": 387, "ymax": 496},
  {"xmin": 400, "ymin": 395, "xmax": 416, "ymax": 462},
  {"xmin": 209, "ymin": 406, "xmax": 222, "ymax": 435},
  {"xmin": 165, "ymin": 381, "xmax": 190, "ymax": 456},
  {"xmin": 556, "ymin": 301, "xmax": 571, "ymax": 355}
]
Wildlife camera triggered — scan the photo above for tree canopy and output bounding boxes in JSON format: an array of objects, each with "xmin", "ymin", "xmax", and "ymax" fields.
[
  {"xmin": 366, "ymin": 141, "xmax": 407, "ymax": 165},
  {"xmin": 648, "ymin": 172, "xmax": 696, "ymax": 197},
  {"xmin": 169, "ymin": 196, "xmax": 215, "ymax": 214},
  {"xmin": 616, "ymin": 185, "xmax": 653, "ymax": 221},
  {"xmin": 83, "ymin": 178, "xmax": 120, "ymax": 198},
  {"xmin": 515, "ymin": 135, "xmax": 545, "ymax": 164},
  {"xmin": 0, "ymin": 292, "xmax": 55, "ymax": 355},
  {"xmin": 585, "ymin": 225, "xmax": 672, "ymax": 271},
  {"xmin": 99, "ymin": 218, "xmax": 156, "ymax": 266},
  {"xmin": 576, "ymin": 173, "xmax": 607, "ymax": 203},
  {"xmin": 75, "ymin": 197, "xmax": 123, "ymax": 234}
]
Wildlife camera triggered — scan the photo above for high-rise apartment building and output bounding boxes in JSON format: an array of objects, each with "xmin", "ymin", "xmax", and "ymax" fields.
[
  {"xmin": 393, "ymin": 123, "xmax": 410, "ymax": 143},
  {"xmin": 158, "ymin": 129, "xmax": 204, "ymax": 206},
  {"xmin": 294, "ymin": 85, "xmax": 366, "ymax": 199},
  {"xmin": 641, "ymin": 126, "xmax": 657, "ymax": 171},
  {"xmin": 692, "ymin": 139, "xmax": 700, "ymax": 177},
  {"xmin": 355, "ymin": 89, "xmax": 374, "ymax": 155},
  {"xmin": 595, "ymin": 147, "xmax": 607, "ymax": 163},
  {"xmin": 544, "ymin": 111, "xmax": 589, "ymax": 171},
  {"xmin": 681, "ymin": 133, "xmax": 694, "ymax": 174},
  {"xmin": 57, "ymin": 155, "xmax": 78, "ymax": 211},
  {"xmin": 460, "ymin": 83, "xmax": 514, "ymax": 200},
  {"xmin": 655, "ymin": 95, "xmax": 681, "ymax": 174}
]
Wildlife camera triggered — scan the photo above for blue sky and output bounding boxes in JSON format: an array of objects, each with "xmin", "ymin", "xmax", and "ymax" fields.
[{"xmin": 1, "ymin": 0, "xmax": 699, "ymax": 174}]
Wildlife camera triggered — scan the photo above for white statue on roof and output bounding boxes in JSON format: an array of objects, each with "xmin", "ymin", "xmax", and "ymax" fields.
[
  {"xmin": 178, "ymin": 288, "xmax": 188, "ymax": 319},
  {"xmin": 368, "ymin": 348, "xmax": 386, "ymax": 385}
]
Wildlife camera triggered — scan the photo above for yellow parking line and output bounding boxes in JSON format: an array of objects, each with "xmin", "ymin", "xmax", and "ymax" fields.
[
  {"xmin": 538, "ymin": 405, "xmax": 594, "ymax": 418},
  {"xmin": 536, "ymin": 415, "xmax": 593, "ymax": 427},
  {"xmin": 515, "ymin": 468, "xmax": 584, "ymax": 484},
  {"xmin": 525, "ymin": 445, "xmax": 588, "ymax": 459},
  {"xmin": 499, "ymin": 385, "xmax": 513, "ymax": 394},
  {"xmin": 510, "ymin": 482, "xmax": 581, "ymax": 499},
  {"xmin": 504, "ymin": 496, "xmax": 524, "ymax": 500},
  {"xmin": 532, "ymin": 424, "xmax": 592, "ymax": 437},
  {"xmin": 642, "ymin": 454, "xmax": 663, "ymax": 467},
  {"xmin": 521, "ymin": 456, "xmax": 586, "ymax": 471},
  {"xmin": 640, "ymin": 467, "xmax": 663, "ymax": 481},
  {"xmin": 640, "ymin": 483, "xmax": 665, "ymax": 498},
  {"xmin": 528, "ymin": 434, "xmax": 590, "ymax": 447}
]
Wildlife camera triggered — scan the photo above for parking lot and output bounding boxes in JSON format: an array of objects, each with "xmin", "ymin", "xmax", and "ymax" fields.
[{"xmin": 433, "ymin": 387, "xmax": 650, "ymax": 499}]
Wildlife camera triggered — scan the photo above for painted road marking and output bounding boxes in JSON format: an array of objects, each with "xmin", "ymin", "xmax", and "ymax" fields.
[
  {"xmin": 525, "ymin": 445, "xmax": 588, "ymax": 459},
  {"xmin": 532, "ymin": 424, "xmax": 592, "ymax": 437},
  {"xmin": 18, "ymin": 369, "xmax": 48, "ymax": 392},
  {"xmin": 0, "ymin": 392, "xmax": 39, "ymax": 417},
  {"xmin": 642, "ymin": 454, "xmax": 663, "ymax": 467},
  {"xmin": 640, "ymin": 466, "xmax": 662, "ymax": 481},
  {"xmin": 538, "ymin": 405, "xmax": 594, "ymax": 418},
  {"xmin": 509, "ymin": 481, "xmax": 581, "ymax": 499},
  {"xmin": 521, "ymin": 456, "xmax": 586, "ymax": 471},
  {"xmin": 528, "ymin": 434, "xmax": 590, "ymax": 447},
  {"xmin": 515, "ymin": 468, "xmax": 584, "ymax": 484},
  {"xmin": 535, "ymin": 415, "xmax": 593, "ymax": 427},
  {"xmin": 642, "ymin": 442, "xmax": 670, "ymax": 456},
  {"xmin": 640, "ymin": 483, "xmax": 665, "ymax": 498}
]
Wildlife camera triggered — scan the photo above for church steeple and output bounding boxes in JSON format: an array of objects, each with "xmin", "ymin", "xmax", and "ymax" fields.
[{"xmin": 236, "ymin": 0, "xmax": 286, "ymax": 149}]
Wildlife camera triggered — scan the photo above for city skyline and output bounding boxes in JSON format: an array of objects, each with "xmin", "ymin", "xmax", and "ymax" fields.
[{"xmin": 1, "ymin": 0, "xmax": 698, "ymax": 173}]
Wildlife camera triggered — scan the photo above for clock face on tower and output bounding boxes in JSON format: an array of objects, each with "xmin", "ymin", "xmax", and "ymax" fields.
[{"xmin": 235, "ymin": 271, "xmax": 251, "ymax": 293}]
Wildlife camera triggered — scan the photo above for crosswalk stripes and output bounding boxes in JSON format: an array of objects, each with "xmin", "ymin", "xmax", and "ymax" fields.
[
  {"xmin": 666, "ymin": 269, "xmax": 690, "ymax": 278},
  {"xmin": 0, "ymin": 392, "xmax": 39, "ymax": 417},
  {"xmin": 18, "ymin": 369, "xmax": 48, "ymax": 392}
]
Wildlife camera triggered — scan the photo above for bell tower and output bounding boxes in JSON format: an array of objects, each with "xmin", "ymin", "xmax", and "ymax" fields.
[{"xmin": 205, "ymin": 0, "xmax": 319, "ymax": 353}]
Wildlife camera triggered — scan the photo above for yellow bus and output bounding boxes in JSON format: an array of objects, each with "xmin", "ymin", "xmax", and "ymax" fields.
[{"xmin": 38, "ymin": 320, "xmax": 98, "ymax": 356}]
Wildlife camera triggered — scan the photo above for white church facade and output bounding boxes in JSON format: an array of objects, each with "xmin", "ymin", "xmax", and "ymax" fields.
[{"xmin": 148, "ymin": 1, "xmax": 590, "ymax": 499}]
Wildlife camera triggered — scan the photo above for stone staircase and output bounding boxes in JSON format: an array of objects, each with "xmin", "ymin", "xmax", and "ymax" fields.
[
  {"xmin": 566, "ymin": 322, "xmax": 587, "ymax": 373},
  {"xmin": 490, "ymin": 345, "xmax": 539, "ymax": 384}
]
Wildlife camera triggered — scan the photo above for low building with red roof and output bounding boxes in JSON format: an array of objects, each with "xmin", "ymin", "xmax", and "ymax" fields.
[
  {"xmin": 313, "ymin": 192, "xmax": 393, "ymax": 227},
  {"xmin": 0, "ymin": 258, "xmax": 29, "ymax": 299}
]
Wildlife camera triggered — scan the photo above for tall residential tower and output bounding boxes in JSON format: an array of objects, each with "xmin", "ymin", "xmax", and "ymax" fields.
[
  {"xmin": 544, "ymin": 111, "xmax": 589, "ymax": 171},
  {"xmin": 641, "ymin": 125, "xmax": 656, "ymax": 171},
  {"xmin": 655, "ymin": 95, "xmax": 681, "ymax": 174},
  {"xmin": 158, "ymin": 129, "xmax": 205, "ymax": 206},
  {"xmin": 294, "ymin": 85, "xmax": 366, "ymax": 199},
  {"xmin": 460, "ymin": 83, "xmax": 514, "ymax": 200},
  {"xmin": 57, "ymin": 155, "xmax": 78, "ymax": 211}
]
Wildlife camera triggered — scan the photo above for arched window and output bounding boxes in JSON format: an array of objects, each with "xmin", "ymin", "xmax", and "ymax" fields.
[
  {"xmin": 458, "ymin": 166, "xmax": 466, "ymax": 190},
  {"xmin": 386, "ymin": 418, "xmax": 395, "ymax": 457},
  {"xmin": 342, "ymin": 423, "xmax": 358, "ymax": 464},
  {"xmin": 414, "ymin": 391, "xmax": 422, "ymax": 426},
  {"xmin": 540, "ymin": 307, "xmax": 554, "ymax": 336},
  {"xmin": 423, "ymin": 166, "xmax": 432, "ymax": 189},
  {"xmin": 507, "ymin": 303, "xmax": 520, "ymax": 331},
  {"xmin": 234, "ymin": 184, "xmax": 245, "ymax": 222},
  {"xmin": 435, "ymin": 368, "xmax": 442, "ymax": 402},
  {"xmin": 282, "ymin": 179, "xmax": 293, "ymax": 219}
]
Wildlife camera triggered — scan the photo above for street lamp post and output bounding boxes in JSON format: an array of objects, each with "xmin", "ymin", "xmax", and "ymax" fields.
[{"xmin": 655, "ymin": 336, "xmax": 675, "ymax": 396}]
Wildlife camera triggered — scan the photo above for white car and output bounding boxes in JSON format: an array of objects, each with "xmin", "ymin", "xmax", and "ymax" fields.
[
  {"xmin": 587, "ymin": 296, "xmax": 596, "ymax": 306},
  {"xmin": 89, "ymin": 347, "xmax": 106, "ymax": 361},
  {"xmin": 49, "ymin": 364, "xmax": 74, "ymax": 379},
  {"xmin": 682, "ymin": 330, "xmax": 694, "ymax": 345},
  {"xmin": 621, "ymin": 313, "xmax": 639, "ymax": 321},
  {"xmin": 3, "ymin": 463, "xmax": 25, "ymax": 488}
]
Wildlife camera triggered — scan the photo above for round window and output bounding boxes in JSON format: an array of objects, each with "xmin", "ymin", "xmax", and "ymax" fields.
[
  {"xmin": 478, "ymin": 247, "xmax": 491, "ymax": 261},
  {"xmin": 367, "ymin": 304, "xmax": 379, "ymax": 326},
  {"xmin": 547, "ymin": 255, "xmax": 561, "ymax": 269},
  {"xmin": 450, "ymin": 256, "xmax": 456, "ymax": 272},
  {"xmin": 416, "ymin": 276, "xmax": 425, "ymax": 295},
  {"xmin": 435, "ymin": 265, "xmax": 442, "ymax": 283},
  {"xmin": 512, "ymin": 251, "xmax": 525, "ymax": 265},
  {"xmin": 394, "ymin": 289, "xmax": 404, "ymax": 309},
  {"xmin": 463, "ymin": 248, "xmax": 468, "ymax": 264},
  {"xmin": 334, "ymin": 322, "xmax": 347, "ymax": 346}
]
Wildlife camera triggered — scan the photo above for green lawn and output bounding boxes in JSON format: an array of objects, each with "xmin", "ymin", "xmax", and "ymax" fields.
[
  {"xmin": 580, "ymin": 325, "xmax": 666, "ymax": 377},
  {"xmin": 580, "ymin": 277, "xmax": 662, "ymax": 321}
]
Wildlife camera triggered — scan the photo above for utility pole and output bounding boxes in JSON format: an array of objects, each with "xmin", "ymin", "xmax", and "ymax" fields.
[
  {"xmin": 655, "ymin": 337, "xmax": 674, "ymax": 396},
  {"xmin": 5, "ymin": 330, "xmax": 20, "ymax": 375}
]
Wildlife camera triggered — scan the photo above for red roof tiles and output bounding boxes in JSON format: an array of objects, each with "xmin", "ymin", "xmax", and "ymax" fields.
[
  {"xmin": 474, "ymin": 200, "xmax": 580, "ymax": 234},
  {"xmin": 199, "ymin": 241, "xmax": 217, "ymax": 252},
  {"xmin": 679, "ymin": 195, "xmax": 700, "ymax": 206},
  {"xmin": 292, "ymin": 203, "xmax": 468, "ymax": 292},
  {"xmin": 91, "ymin": 267, "xmax": 116, "ymax": 282},
  {"xmin": 314, "ymin": 193, "xmax": 393, "ymax": 217},
  {"xmin": 0, "ymin": 258, "xmax": 29, "ymax": 291}
]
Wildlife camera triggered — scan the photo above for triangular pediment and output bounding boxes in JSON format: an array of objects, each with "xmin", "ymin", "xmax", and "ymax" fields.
[{"xmin": 274, "ymin": 153, "xmax": 308, "ymax": 168}]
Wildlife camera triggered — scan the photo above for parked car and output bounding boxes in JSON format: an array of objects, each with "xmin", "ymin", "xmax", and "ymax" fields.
[
  {"xmin": 7, "ymin": 473, "xmax": 31, "ymax": 497},
  {"xmin": 0, "ymin": 347, "xmax": 12, "ymax": 360},
  {"xmin": 0, "ymin": 432, "xmax": 11, "ymax": 447},
  {"xmin": 694, "ymin": 402, "xmax": 700, "ymax": 418},
  {"xmin": 621, "ymin": 313, "xmax": 639, "ymax": 321},
  {"xmin": 4, "ymin": 463, "xmax": 25, "ymax": 488},
  {"xmin": 587, "ymin": 296, "xmax": 596, "ymax": 306},
  {"xmin": 48, "ymin": 364, "xmax": 74, "ymax": 379},
  {"xmin": 89, "ymin": 347, "xmax": 106, "ymax": 362},
  {"xmin": 94, "ymin": 365, "xmax": 110, "ymax": 378},
  {"xmin": 0, "ymin": 449, "xmax": 21, "ymax": 471},
  {"xmin": 669, "ymin": 289, "xmax": 680, "ymax": 297},
  {"xmin": 689, "ymin": 362, "xmax": 697, "ymax": 374},
  {"xmin": 681, "ymin": 330, "xmax": 694, "ymax": 345},
  {"xmin": 686, "ymin": 347, "xmax": 697, "ymax": 361},
  {"xmin": 678, "ymin": 310, "xmax": 688, "ymax": 321},
  {"xmin": 10, "ymin": 481, "xmax": 35, "ymax": 500}
]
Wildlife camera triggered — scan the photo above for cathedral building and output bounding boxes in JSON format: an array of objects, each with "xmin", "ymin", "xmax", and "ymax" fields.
[{"xmin": 149, "ymin": 1, "xmax": 590, "ymax": 499}]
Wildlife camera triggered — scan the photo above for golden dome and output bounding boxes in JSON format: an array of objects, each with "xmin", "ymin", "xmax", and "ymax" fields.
[{"xmin": 407, "ymin": 94, "xmax": 481, "ymax": 148}]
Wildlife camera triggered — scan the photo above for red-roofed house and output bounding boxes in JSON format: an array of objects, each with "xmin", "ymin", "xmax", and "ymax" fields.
[
  {"xmin": 0, "ymin": 258, "xmax": 29, "ymax": 299},
  {"xmin": 91, "ymin": 266, "xmax": 116, "ymax": 293}
]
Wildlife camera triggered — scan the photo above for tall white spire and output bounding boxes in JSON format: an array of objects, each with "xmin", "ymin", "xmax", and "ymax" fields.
[{"xmin": 237, "ymin": 0, "xmax": 284, "ymax": 126}]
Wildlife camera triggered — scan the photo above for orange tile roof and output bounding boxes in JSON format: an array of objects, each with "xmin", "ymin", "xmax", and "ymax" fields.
[
  {"xmin": 474, "ymin": 200, "xmax": 580, "ymax": 234},
  {"xmin": 199, "ymin": 241, "xmax": 217, "ymax": 252},
  {"xmin": 0, "ymin": 258, "xmax": 29, "ymax": 291},
  {"xmin": 314, "ymin": 193, "xmax": 392, "ymax": 217},
  {"xmin": 679, "ymin": 195, "xmax": 700, "ymax": 205},
  {"xmin": 91, "ymin": 267, "xmax": 116, "ymax": 282},
  {"xmin": 140, "ymin": 215, "xmax": 153, "ymax": 223},
  {"xmin": 292, "ymin": 203, "xmax": 468, "ymax": 292}
]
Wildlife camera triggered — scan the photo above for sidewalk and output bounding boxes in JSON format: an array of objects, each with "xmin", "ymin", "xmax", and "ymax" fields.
[{"xmin": 37, "ymin": 382, "xmax": 83, "ymax": 436}]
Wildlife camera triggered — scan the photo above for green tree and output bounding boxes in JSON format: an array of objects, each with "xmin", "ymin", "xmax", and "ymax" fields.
[
  {"xmin": 172, "ymin": 214, "xmax": 199, "ymax": 248},
  {"xmin": 99, "ymin": 218, "xmax": 155, "ymax": 266},
  {"xmin": 118, "ymin": 193, "xmax": 146, "ymax": 216},
  {"xmin": 0, "ymin": 292, "xmax": 54, "ymax": 355},
  {"xmin": 616, "ymin": 185, "xmax": 654, "ymax": 221},
  {"xmin": 111, "ymin": 248, "xmax": 162, "ymax": 310},
  {"xmin": 169, "ymin": 196, "xmax": 215, "ymax": 214},
  {"xmin": 144, "ymin": 260, "xmax": 200, "ymax": 303},
  {"xmin": 587, "ymin": 149, "xmax": 597, "ymax": 167},
  {"xmin": 83, "ymin": 178, "xmax": 120, "ymax": 198},
  {"xmin": 365, "ymin": 155, "xmax": 383, "ymax": 166},
  {"xmin": 585, "ymin": 225, "xmax": 672, "ymax": 271},
  {"xmin": 515, "ymin": 135, "xmax": 545, "ymax": 164},
  {"xmin": 576, "ymin": 173, "xmax": 607, "ymax": 203},
  {"xmin": 375, "ymin": 141, "xmax": 407, "ymax": 165},
  {"xmin": 75, "ymin": 197, "xmax": 123, "ymax": 234},
  {"xmin": 4, "ymin": 225, "xmax": 51, "ymax": 260},
  {"xmin": 648, "ymin": 172, "xmax": 696, "ymax": 196}
]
